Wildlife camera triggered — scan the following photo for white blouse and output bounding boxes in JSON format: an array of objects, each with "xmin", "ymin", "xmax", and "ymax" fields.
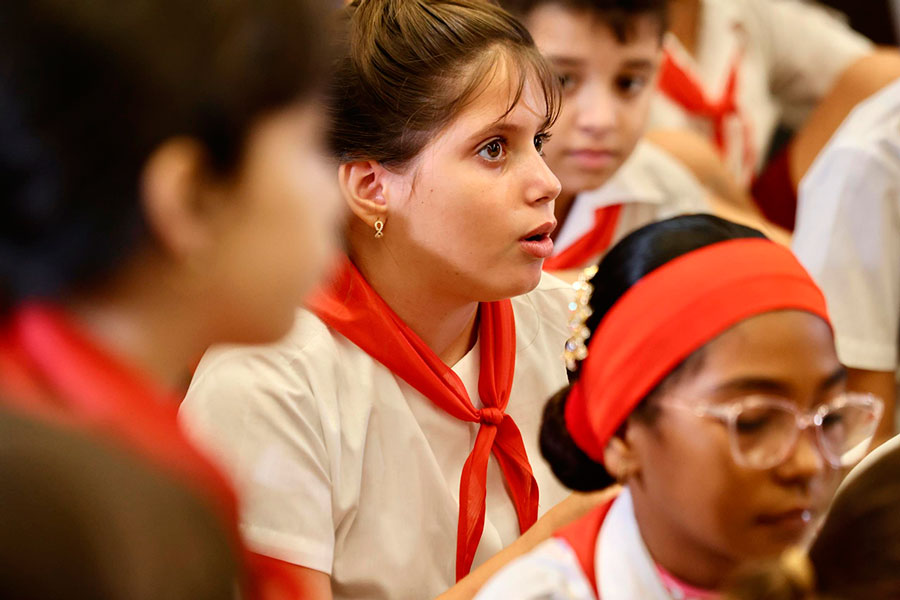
[{"xmin": 179, "ymin": 273, "xmax": 574, "ymax": 600}]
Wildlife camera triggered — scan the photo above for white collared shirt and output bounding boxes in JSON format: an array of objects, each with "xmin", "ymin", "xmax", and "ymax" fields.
[
  {"xmin": 793, "ymin": 77, "xmax": 900, "ymax": 374},
  {"xmin": 649, "ymin": 0, "xmax": 872, "ymax": 184},
  {"xmin": 179, "ymin": 273, "xmax": 573, "ymax": 600},
  {"xmin": 475, "ymin": 489, "xmax": 672, "ymax": 600},
  {"xmin": 553, "ymin": 140, "xmax": 712, "ymax": 265}
]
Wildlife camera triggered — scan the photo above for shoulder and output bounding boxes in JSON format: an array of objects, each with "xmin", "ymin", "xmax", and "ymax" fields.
[
  {"xmin": 189, "ymin": 309, "xmax": 358, "ymax": 391},
  {"xmin": 726, "ymin": 0, "xmax": 839, "ymax": 25},
  {"xmin": 798, "ymin": 103, "xmax": 900, "ymax": 210},
  {"xmin": 818, "ymin": 81, "xmax": 900, "ymax": 162},
  {"xmin": 475, "ymin": 538, "xmax": 595, "ymax": 600},
  {"xmin": 181, "ymin": 309, "xmax": 375, "ymax": 437},
  {"xmin": 731, "ymin": 0, "xmax": 872, "ymax": 56}
]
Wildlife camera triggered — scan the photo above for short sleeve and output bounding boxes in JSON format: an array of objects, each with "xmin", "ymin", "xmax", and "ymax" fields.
[
  {"xmin": 474, "ymin": 539, "xmax": 595, "ymax": 600},
  {"xmin": 793, "ymin": 146, "xmax": 900, "ymax": 372},
  {"xmin": 179, "ymin": 343, "xmax": 336, "ymax": 573},
  {"xmin": 748, "ymin": 0, "xmax": 873, "ymax": 128}
]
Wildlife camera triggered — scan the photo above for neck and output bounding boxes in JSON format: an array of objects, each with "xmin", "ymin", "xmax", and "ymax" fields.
[
  {"xmin": 630, "ymin": 486, "xmax": 734, "ymax": 590},
  {"xmin": 66, "ymin": 265, "xmax": 211, "ymax": 394},
  {"xmin": 348, "ymin": 227, "xmax": 480, "ymax": 366},
  {"xmin": 668, "ymin": 0, "xmax": 702, "ymax": 57},
  {"xmin": 551, "ymin": 190, "xmax": 577, "ymax": 242}
]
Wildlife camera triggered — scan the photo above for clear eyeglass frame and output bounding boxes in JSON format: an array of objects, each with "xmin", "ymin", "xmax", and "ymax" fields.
[{"xmin": 659, "ymin": 392, "xmax": 884, "ymax": 470}]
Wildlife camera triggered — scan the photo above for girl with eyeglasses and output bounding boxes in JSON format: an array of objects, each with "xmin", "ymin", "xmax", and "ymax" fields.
[
  {"xmin": 725, "ymin": 432, "xmax": 900, "ymax": 600},
  {"xmin": 475, "ymin": 214, "xmax": 884, "ymax": 600}
]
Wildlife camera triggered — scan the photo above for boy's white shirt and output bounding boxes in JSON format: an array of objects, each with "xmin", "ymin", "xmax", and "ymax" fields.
[
  {"xmin": 475, "ymin": 488, "xmax": 671, "ymax": 600},
  {"xmin": 649, "ymin": 0, "xmax": 872, "ymax": 184},
  {"xmin": 553, "ymin": 139, "xmax": 712, "ymax": 259}
]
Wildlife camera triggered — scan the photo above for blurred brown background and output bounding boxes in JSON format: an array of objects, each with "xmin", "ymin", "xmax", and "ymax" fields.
[{"xmin": 818, "ymin": 0, "xmax": 898, "ymax": 45}]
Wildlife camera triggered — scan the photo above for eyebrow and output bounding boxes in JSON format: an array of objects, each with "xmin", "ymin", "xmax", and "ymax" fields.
[
  {"xmin": 817, "ymin": 366, "xmax": 848, "ymax": 392},
  {"xmin": 713, "ymin": 378, "xmax": 793, "ymax": 397},
  {"xmin": 467, "ymin": 120, "xmax": 531, "ymax": 146},
  {"xmin": 621, "ymin": 58, "xmax": 655, "ymax": 70},
  {"xmin": 711, "ymin": 366, "xmax": 849, "ymax": 398}
]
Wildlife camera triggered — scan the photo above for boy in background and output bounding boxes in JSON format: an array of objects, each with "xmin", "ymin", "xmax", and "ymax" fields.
[{"xmin": 503, "ymin": 0, "xmax": 780, "ymax": 276}]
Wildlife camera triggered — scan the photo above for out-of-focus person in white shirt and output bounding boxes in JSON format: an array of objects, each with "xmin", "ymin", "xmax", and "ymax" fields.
[
  {"xmin": 793, "ymin": 77, "xmax": 900, "ymax": 443},
  {"xmin": 651, "ymin": 0, "xmax": 900, "ymax": 231}
]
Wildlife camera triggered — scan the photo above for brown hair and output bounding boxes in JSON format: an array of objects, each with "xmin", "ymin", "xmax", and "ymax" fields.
[{"xmin": 328, "ymin": 0, "xmax": 560, "ymax": 168}]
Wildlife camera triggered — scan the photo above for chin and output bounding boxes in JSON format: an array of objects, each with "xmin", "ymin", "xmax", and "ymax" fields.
[{"xmin": 492, "ymin": 266, "xmax": 543, "ymax": 301}]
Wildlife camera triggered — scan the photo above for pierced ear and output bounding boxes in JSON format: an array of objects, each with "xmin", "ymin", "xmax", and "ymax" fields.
[
  {"xmin": 338, "ymin": 160, "xmax": 390, "ymax": 228},
  {"xmin": 140, "ymin": 138, "xmax": 212, "ymax": 261},
  {"xmin": 603, "ymin": 427, "xmax": 641, "ymax": 482}
]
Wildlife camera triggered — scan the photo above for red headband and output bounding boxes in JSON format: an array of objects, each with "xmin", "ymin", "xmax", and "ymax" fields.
[{"xmin": 565, "ymin": 238, "xmax": 831, "ymax": 463}]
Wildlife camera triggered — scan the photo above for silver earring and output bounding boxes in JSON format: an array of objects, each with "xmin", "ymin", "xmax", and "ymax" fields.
[{"xmin": 374, "ymin": 219, "xmax": 384, "ymax": 239}]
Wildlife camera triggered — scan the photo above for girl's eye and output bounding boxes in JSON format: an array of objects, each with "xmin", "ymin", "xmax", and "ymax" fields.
[
  {"xmin": 534, "ymin": 133, "xmax": 550, "ymax": 156},
  {"xmin": 478, "ymin": 140, "xmax": 505, "ymax": 161}
]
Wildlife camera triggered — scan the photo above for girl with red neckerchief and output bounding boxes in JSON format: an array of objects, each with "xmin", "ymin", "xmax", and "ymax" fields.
[
  {"xmin": 180, "ymin": 1, "xmax": 606, "ymax": 598},
  {"xmin": 0, "ymin": 0, "xmax": 341, "ymax": 597},
  {"xmin": 475, "ymin": 214, "xmax": 884, "ymax": 599}
]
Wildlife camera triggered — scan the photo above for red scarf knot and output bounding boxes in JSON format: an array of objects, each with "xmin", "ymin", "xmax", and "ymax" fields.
[{"xmin": 479, "ymin": 407, "xmax": 504, "ymax": 426}]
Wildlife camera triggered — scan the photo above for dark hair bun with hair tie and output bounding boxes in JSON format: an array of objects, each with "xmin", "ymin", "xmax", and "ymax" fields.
[{"xmin": 539, "ymin": 385, "xmax": 616, "ymax": 492}]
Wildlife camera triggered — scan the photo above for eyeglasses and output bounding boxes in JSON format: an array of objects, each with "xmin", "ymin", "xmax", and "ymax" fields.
[{"xmin": 660, "ymin": 393, "xmax": 884, "ymax": 470}]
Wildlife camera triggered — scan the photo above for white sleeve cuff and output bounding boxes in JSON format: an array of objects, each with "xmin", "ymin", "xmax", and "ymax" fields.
[{"xmin": 242, "ymin": 523, "xmax": 334, "ymax": 575}]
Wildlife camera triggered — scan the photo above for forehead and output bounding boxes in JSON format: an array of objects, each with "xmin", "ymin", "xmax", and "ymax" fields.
[
  {"xmin": 439, "ymin": 57, "xmax": 551, "ymax": 139},
  {"xmin": 527, "ymin": 4, "xmax": 661, "ymax": 64},
  {"xmin": 688, "ymin": 311, "xmax": 840, "ymax": 398}
]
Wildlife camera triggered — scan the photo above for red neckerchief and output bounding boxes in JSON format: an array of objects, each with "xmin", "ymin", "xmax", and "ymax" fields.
[
  {"xmin": 307, "ymin": 257, "xmax": 539, "ymax": 580},
  {"xmin": 554, "ymin": 495, "xmax": 617, "ymax": 599},
  {"xmin": 544, "ymin": 205, "xmax": 623, "ymax": 271},
  {"xmin": 658, "ymin": 44, "xmax": 756, "ymax": 178},
  {"xmin": 0, "ymin": 303, "xmax": 299, "ymax": 600}
]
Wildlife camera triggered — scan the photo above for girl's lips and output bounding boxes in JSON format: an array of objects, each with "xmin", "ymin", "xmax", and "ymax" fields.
[
  {"xmin": 519, "ymin": 235, "xmax": 554, "ymax": 259},
  {"xmin": 756, "ymin": 508, "xmax": 814, "ymax": 535}
]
